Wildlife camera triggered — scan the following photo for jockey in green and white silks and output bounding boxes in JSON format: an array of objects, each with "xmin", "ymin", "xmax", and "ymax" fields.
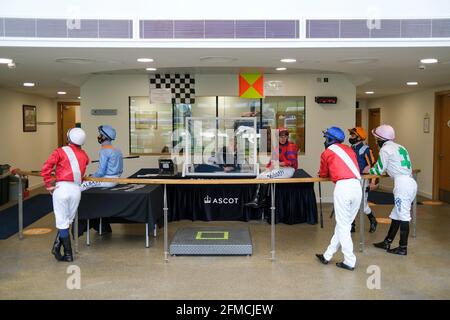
[{"xmin": 369, "ymin": 125, "xmax": 417, "ymax": 256}]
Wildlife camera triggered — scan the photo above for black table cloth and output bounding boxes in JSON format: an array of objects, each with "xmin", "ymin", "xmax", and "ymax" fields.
[
  {"xmin": 77, "ymin": 184, "xmax": 163, "ymax": 228},
  {"xmin": 130, "ymin": 169, "xmax": 318, "ymax": 225},
  {"xmin": 264, "ymin": 169, "xmax": 318, "ymax": 225}
]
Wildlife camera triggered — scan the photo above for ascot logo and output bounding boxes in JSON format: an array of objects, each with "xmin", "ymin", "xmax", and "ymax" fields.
[{"xmin": 204, "ymin": 196, "xmax": 239, "ymax": 205}]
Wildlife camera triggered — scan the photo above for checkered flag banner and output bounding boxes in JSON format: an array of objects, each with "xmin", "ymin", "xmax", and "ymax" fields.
[{"xmin": 149, "ymin": 74, "xmax": 196, "ymax": 104}]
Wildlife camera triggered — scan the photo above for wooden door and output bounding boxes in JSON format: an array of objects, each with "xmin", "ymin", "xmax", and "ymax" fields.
[
  {"xmin": 368, "ymin": 108, "xmax": 381, "ymax": 159},
  {"xmin": 439, "ymin": 95, "xmax": 450, "ymax": 202},
  {"xmin": 356, "ymin": 109, "xmax": 362, "ymax": 127},
  {"xmin": 58, "ymin": 103, "xmax": 78, "ymax": 147}
]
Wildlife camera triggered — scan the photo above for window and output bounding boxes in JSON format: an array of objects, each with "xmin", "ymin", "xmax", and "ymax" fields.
[
  {"xmin": 218, "ymin": 96, "xmax": 260, "ymax": 119},
  {"xmin": 263, "ymin": 97, "xmax": 305, "ymax": 154},
  {"xmin": 129, "ymin": 97, "xmax": 171, "ymax": 154},
  {"xmin": 129, "ymin": 95, "xmax": 305, "ymax": 155}
]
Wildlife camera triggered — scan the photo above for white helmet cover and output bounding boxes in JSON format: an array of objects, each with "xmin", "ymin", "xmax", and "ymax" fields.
[{"xmin": 67, "ymin": 128, "xmax": 86, "ymax": 146}]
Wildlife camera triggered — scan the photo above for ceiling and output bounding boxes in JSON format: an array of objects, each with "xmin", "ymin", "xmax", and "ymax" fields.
[{"xmin": 0, "ymin": 46, "xmax": 449, "ymax": 100}]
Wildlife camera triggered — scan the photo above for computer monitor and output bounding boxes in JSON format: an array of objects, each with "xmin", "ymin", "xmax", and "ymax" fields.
[{"xmin": 159, "ymin": 159, "xmax": 175, "ymax": 175}]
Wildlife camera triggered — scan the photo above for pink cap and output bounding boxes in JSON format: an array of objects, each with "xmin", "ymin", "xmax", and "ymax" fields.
[{"xmin": 372, "ymin": 124, "xmax": 395, "ymax": 141}]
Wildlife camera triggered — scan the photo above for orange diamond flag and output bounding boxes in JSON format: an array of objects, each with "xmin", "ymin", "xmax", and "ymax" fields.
[{"xmin": 239, "ymin": 73, "xmax": 264, "ymax": 98}]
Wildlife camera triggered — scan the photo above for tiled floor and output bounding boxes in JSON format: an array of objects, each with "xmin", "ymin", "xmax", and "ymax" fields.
[{"xmin": 0, "ymin": 197, "xmax": 449, "ymax": 299}]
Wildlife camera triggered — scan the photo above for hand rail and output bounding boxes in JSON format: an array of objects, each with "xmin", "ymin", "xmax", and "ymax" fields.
[
  {"xmin": 14, "ymin": 169, "xmax": 421, "ymax": 185},
  {"xmin": 13, "ymin": 168, "xmax": 421, "ymax": 259}
]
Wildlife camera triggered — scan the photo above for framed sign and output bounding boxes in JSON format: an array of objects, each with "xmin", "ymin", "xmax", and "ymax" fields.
[
  {"xmin": 135, "ymin": 111, "xmax": 158, "ymax": 130},
  {"xmin": 423, "ymin": 113, "xmax": 430, "ymax": 133},
  {"xmin": 23, "ymin": 105, "xmax": 37, "ymax": 132}
]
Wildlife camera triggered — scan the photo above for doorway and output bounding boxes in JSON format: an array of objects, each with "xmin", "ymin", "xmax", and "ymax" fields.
[
  {"xmin": 433, "ymin": 91, "xmax": 450, "ymax": 202},
  {"xmin": 57, "ymin": 102, "xmax": 80, "ymax": 147},
  {"xmin": 368, "ymin": 108, "xmax": 381, "ymax": 159},
  {"xmin": 356, "ymin": 109, "xmax": 362, "ymax": 127}
]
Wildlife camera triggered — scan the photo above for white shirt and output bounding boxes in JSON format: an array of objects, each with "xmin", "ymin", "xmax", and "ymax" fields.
[{"xmin": 369, "ymin": 141, "xmax": 413, "ymax": 178}]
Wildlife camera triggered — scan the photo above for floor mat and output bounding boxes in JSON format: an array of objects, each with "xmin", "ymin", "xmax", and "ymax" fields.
[
  {"xmin": 367, "ymin": 191, "xmax": 395, "ymax": 205},
  {"xmin": 368, "ymin": 191, "xmax": 423, "ymax": 205},
  {"xmin": 0, "ymin": 194, "xmax": 53, "ymax": 239}
]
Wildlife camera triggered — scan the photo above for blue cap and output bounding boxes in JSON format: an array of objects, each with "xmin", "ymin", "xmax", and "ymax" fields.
[
  {"xmin": 98, "ymin": 125, "xmax": 116, "ymax": 140},
  {"xmin": 322, "ymin": 126, "xmax": 345, "ymax": 143}
]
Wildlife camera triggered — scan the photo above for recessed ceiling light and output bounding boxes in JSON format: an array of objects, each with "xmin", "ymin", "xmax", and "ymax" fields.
[
  {"xmin": 146, "ymin": 67, "xmax": 157, "ymax": 71},
  {"xmin": 420, "ymin": 58, "xmax": 438, "ymax": 64},
  {"xmin": 406, "ymin": 81, "xmax": 418, "ymax": 86},
  {"xmin": 276, "ymin": 67, "xmax": 287, "ymax": 71},
  {"xmin": 23, "ymin": 82, "xmax": 35, "ymax": 87},
  {"xmin": 365, "ymin": 91, "xmax": 374, "ymax": 95},
  {"xmin": 55, "ymin": 57, "xmax": 95, "ymax": 64},
  {"xmin": 57, "ymin": 91, "xmax": 66, "ymax": 95},
  {"xmin": 137, "ymin": 58, "xmax": 154, "ymax": 63},
  {"xmin": 280, "ymin": 58, "xmax": 296, "ymax": 63},
  {"xmin": 0, "ymin": 58, "xmax": 13, "ymax": 64},
  {"xmin": 339, "ymin": 58, "xmax": 378, "ymax": 64},
  {"xmin": 199, "ymin": 56, "xmax": 238, "ymax": 63}
]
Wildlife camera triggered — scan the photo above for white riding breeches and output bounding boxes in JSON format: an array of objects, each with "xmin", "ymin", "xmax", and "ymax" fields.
[
  {"xmin": 324, "ymin": 178, "xmax": 362, "ymax": 268},
  {"xmin": 257, "ymin": 167, "xmax": 295, "ymax": 179},
  {"xmin": 80, "ymin": 175, "xmax": 119, "ymax": 192},
  {"xmin": 52, "ymin": 181, "xmax": 81, "ymax": 229},
  {"xmin": 389, "ymin": 175, "xmax": 417, "ymax": 222}
]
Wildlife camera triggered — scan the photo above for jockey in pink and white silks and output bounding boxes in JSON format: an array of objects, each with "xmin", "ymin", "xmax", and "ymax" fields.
[
  {"xmin": 41, "ymin": 128, "xmax": 89, "ymax": 262},
  {"xmin": 315, "ymin": 127, "xmax": 362, "ymax": 271}
]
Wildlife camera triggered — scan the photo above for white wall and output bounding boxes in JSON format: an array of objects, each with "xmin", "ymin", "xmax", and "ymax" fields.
[
  {"xmin": 75, "ymin": 105, "xmax": 81, "ymax": 123},
  {"xmin": 81, "ymin": 73, "xmax": 356, "ymax": 201},
  {"xmin": 365, "ymin": 84, "xmax": 450, "ymax": 198},
  {"xmin": 0, "ymin": 88, "xmax": 58, "ymax": 188}
]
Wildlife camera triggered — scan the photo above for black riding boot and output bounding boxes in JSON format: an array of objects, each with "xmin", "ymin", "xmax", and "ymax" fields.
[
  {"xmin": 351, "ymin": 220, "xmax": 356, "ymax": 233},
  {"xmin": 51, "ymin": 232, "xmax": 63, "ymax": 261},
  {"xmin": 60, "ymin": 236, "xmax": 74, "ymax": 262},
  {"xmin": 388, "ymin": 221, "xmax": 409, "ymax": 255},
  {"xmin": 373, "ymin": 219, "xmax": 400, "ymax": 250},
  {"xmin": 367, "ymin": 212, "xmax": 378, "ymax": 233},
  {"xmin": 245, "ymin": 184, "xmax": 268, "ymax": 208},
  {"xmin": 93, "ymin": 218, "xmax": 112, "ymax": 234}
]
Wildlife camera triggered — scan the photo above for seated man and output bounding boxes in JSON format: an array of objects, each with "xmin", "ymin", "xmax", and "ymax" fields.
[
  {"xmin": 244, "ymin": 127, "xmax": 298, "ymax": 208},
  {"xmin": 79, "ymin": 125, "xmax": 123, "ymax": 234},
  {"xmin": 194, "ymin": 124, "xmax": 249, "ymax": 174},
  {"xmin": 81, "ymin": 125, "xmax": 123, "ymax": 191},
  {"xmin": 195, "ymin": 144, "xmax": 241, "ymax": 173}
]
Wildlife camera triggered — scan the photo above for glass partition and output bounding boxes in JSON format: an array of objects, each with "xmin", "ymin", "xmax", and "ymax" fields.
[{"xmin": 184, "ymin": 117, "xmax": 258, "ymax": 176}]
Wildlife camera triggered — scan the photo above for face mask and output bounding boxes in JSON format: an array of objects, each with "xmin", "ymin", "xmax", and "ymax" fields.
[
  {"xmin": 324, "ymin": 137, "xmax": 334, "ymax": 149},
  {"xmin": 349, "ymin": 137, "xmax": 359, "ymax": 145},
  {"xmin": 377, "ymin": 139, "xmax": 387, "ymax": 148},
  {"xmin": 97, "ymin": 135, "xmax": 106, "ymax": 144}
]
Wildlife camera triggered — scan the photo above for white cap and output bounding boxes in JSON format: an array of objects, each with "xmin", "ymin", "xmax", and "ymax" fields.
[{"xmin": 67, "ymin": 128, "xmax": 86, "ymax": 146}]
